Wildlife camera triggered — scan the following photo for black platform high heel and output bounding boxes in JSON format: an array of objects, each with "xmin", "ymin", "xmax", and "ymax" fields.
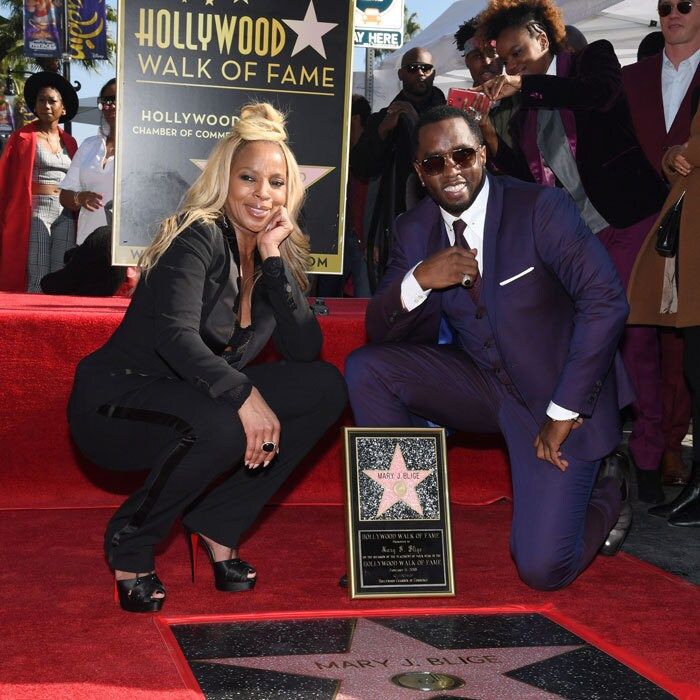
[
  {"xmin": 113, "ymin": 574, "xmax": 166, "ymax": 613},
  {"xmin": 185, "ymin": 529, "xmax": 257, "ymax": 592}
]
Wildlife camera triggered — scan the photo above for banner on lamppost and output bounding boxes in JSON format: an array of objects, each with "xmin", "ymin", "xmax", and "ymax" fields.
[
  {"xmin": 0, "ymin": 95, "xmax": 15, "ymax": 135},
  {"xmin": 66, "ymin": 0, "xmax": 108, "ymax": 60},
  {"xmin": 24, "ymin": 0, "xmax": 107, "ymax": 59},
  {"xmin": 113, "ymin": 0, "xmax": 354, "ymax": 273},
  {"xmin": 23, "ymin": 0, "xmax": 64, "ymax": 58}
]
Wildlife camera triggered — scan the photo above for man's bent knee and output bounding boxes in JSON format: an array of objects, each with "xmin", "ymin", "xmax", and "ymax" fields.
[{"xmin": 514, "ymin": 553, "xmax": 579, "ymax": 591}]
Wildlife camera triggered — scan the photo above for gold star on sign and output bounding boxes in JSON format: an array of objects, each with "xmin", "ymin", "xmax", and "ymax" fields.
[{"xmin": 205, "ymin": 0, "xmax": 214, "ymax": 5}]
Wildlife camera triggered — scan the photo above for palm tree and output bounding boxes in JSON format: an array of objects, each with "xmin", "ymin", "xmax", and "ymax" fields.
[{"xmin": 375, "ymin": 6, "xmax": 421, "ymax": 65}]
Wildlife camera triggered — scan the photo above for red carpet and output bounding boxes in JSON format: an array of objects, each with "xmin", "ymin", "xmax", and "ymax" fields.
[
  {"xmin": 1, "ymin": 503, "xmax": 698, "ymax": 699},
  {"xmin": 2, "ymin": 293, "xmax": 698, "ymax": 698},
  {"xmin": 0, "ymin": 292, "xmax": 511, "ymax": 509}
]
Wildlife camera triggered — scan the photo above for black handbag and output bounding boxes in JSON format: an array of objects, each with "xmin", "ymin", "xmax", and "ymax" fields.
[{"xmin": 655, "ymin": 191, "xmax": 685, "ymax": 257}]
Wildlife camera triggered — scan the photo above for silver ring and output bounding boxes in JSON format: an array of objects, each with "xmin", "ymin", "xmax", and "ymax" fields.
[
  {"xmin": 461, "ymin": 273, "xmax": 473, "ymax": 288},
  {"xmin": 261, "ymin": 441, "xmax": 277, "ymax": 453}
]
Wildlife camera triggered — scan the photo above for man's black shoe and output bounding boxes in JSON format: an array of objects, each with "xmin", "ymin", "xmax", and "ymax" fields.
[
  {"xmin": 668, "ymin": 498, "xmax": 700, "ymax": 527},
  {"xmin": 599, "ymin": 450, "xmax": 632, "ymax": 556},
  {"xmin": 649, "ymin": 462, "xmax": 699, "ymax": 519}
]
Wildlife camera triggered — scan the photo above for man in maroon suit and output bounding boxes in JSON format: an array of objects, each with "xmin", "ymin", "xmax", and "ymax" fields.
[{"xmin": 623, "ymin": 0, "xmax": 700, "ymax": 491}]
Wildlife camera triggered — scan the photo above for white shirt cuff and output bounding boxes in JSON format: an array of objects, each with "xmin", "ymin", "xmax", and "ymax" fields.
[
  {"xmin": 547, "ymin": 401, "xmax": 579, "ymax": 421},
  {"xmin": 401, "ymin": 263, "xmax": 431, "ymax": 311}
]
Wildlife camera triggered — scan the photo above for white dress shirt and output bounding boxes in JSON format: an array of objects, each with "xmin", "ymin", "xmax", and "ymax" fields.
[
  {"xmin": 60, "ymin": 130, "xmax": 115, "ymax": 245},
  {"xmin": 401, "ymin": 176, "xmax": 489, "ymax": 310},
  {"xmin": 399, "ymin": 175, "xmax": 577, "ymax": 422},
  {"xmin": 662, "ymin": 47, "xmax": 700, "ymax": 132}
]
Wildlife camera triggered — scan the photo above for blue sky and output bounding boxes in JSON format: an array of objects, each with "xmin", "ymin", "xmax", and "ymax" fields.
[{"xmin": 70, "ymin": 0, "xmax": 457, "ymax": 142}]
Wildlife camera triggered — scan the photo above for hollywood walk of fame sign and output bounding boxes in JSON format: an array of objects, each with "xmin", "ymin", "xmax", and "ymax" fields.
[
  {"xmin": 113, "ymin": 0, "xmax": 354, "ymax": 271},
  {"xmin": 162, "ymin": 612, "xmax": 674, "ymax": 699},
  {"xmin": 343, "ymin": 428, "xmax": 455, "ymax": 598}
]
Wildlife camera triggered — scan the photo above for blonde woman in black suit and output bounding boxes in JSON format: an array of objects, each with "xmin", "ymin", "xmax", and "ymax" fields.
[{"xmin": 68, "ymin": 103, "xmax": 346, "ymax": 612}]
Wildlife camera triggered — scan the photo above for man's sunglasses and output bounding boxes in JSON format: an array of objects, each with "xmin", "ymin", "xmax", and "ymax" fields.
[
  {"xmin": 418, "ymin": 147, "xmax": 479, "ymax": 176},
  {"xmin": 403, "ymin": 62, "xmax": 434, "ymax": 74},
  {"xmin": 658, "ymin": 1, "xmax": 695, "ymax": 16},
  {"xmin": 98, "ymin": 96, "xmax": 116, "ymax": 106}
]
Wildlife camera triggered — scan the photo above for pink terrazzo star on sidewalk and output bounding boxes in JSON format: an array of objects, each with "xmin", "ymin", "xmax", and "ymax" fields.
[{"xmin": 199, "ymin": 618, "xmax": 580, "ymax": 699}]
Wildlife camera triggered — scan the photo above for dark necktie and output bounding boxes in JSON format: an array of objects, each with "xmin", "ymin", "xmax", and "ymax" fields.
[{"xmin": 453, "ymin": 219, "xmax": 482, "ymax": 302}]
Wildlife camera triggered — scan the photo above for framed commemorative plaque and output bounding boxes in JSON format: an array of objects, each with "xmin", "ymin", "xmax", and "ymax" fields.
[{"xmin": 344, "ymin": 428, "xmax": 455, "ymax": 599}]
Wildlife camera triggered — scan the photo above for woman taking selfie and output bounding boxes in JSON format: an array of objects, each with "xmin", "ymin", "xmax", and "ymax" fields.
[
  {"xmin": 68, "ymin": 102, "xmax": 346, "ymax": 612},
  {"xmin": 476, "ymin": 0, "xmax": 670, "ymax": 503}
]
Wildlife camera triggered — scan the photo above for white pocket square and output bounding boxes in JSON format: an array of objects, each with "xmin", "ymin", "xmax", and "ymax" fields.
[{"xmin": 499, "ymin": 266, "xmax": 535, "ymax": 286}]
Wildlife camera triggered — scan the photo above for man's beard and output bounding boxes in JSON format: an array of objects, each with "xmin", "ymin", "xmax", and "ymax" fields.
[{"xmin": 439, "ymin": 170, "xmax": 486, "ymax": 216}]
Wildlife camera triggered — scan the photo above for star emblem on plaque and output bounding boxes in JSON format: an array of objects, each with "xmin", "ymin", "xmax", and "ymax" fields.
[
  {"xmin": 344, "ymin": 428, "xmax": 455, "ymax": 598},
  {"xmin": 362, "ymin": 442, "xmax": 435, "ymax": 519}
]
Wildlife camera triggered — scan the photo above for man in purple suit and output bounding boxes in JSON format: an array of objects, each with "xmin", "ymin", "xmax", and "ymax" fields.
[
  {"xmin": 623, "ymin": 0, "xmax": 700, "ymax": 491},
  {"xmin": 345, "ymin": 106, "xmax": 634, "ymax": 590}
]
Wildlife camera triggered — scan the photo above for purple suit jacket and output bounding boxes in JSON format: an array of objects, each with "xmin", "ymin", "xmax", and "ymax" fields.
[
  {"xmin": 366, "ymin": 175, "xmax": 635, "ymax": 460},
  {"xmin": 623, "ymin": 52, "xmax": 700, "ymax": 176},
  {"xmin": 492, "ymin": 40, "xmax": 667, "ymax": 229}
]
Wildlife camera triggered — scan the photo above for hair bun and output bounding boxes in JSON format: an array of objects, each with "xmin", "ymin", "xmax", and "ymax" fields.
[{"xmin": 237, "ymin": 102, "xmax": 288, "ymax": 142}]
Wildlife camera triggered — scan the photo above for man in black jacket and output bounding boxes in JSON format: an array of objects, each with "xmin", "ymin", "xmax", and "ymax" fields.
[{"xmin": 350, "ymin": 47, "xmax": 445, "ymax": 288}]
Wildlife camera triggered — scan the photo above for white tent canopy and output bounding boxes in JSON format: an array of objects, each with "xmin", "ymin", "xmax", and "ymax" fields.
[{"xmin": 358, "ymin": 0, "xmax": 660, "ymax": 108}]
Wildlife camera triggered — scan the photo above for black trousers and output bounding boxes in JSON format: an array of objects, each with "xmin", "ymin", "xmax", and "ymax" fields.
[
  {"xmin": 69, "ymin": 360, "xmax": 346, "ymax": 571},
  {"xmin": 684, "ymin": 326, "xmax": 700, "ymax": 463}
]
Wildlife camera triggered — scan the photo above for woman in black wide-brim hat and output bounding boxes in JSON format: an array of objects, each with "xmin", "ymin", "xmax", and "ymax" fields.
[{"xmin": 0, "ymin": 71, "xmax": 79, "ymax": 291}]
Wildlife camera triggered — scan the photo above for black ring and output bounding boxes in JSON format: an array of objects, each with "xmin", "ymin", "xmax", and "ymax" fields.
[{"xmin": 261, "ymin": 441, "xmax": 276, "ymax": 453}]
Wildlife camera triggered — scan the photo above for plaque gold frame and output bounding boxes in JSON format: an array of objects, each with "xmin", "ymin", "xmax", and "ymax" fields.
[{"xmin": 343, "ymin": 427, "xmax": 456, "ymax": 599}]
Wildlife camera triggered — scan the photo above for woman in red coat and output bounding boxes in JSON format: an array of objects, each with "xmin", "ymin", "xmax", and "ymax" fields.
[{"xmin": 0, "ymin": 71, "xmax": 78, "ymax": 291}]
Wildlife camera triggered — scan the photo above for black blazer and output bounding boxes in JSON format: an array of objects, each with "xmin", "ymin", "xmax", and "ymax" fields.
[
  {"xmin": 68, "ymin": 217, "xmax": 321, "ymax": 418},
  {"xmin": 492, "ymin": 40, "xmax": 667, "ymax": 229}
]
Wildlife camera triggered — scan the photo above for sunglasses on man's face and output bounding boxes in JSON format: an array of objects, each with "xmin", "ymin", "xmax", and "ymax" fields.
[
  {"xmin": 418, "ymin": 147, "xmax": 479, "ymax": 176},
  {"xmin": 658, "ymin": 1, "xmax": 695, "ymax": 16},
  {"xmin": 98, "ymin": 96, "xmax": 116, "ymax": 107},
  {"xmin": 403, "ymin": 62, "xmax": 434, "ymax": 74}
]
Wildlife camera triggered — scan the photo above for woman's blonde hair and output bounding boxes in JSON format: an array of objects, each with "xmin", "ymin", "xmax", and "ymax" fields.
[{"xmin": 139, "ymin": 102, "xmax": 310, "ymax": 289}]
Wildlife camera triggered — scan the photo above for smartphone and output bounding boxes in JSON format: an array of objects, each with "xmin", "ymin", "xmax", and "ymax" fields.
[{"xmin": 447, "ymin": 88, "xmax": 492, "ymax": 119}]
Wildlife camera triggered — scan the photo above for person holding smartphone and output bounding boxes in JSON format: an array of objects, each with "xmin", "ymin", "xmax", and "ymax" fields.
[
  {"xmin": 475, "ymin": 0, "xmax": 670, "ymax": 506},
  {"xmin": 454, "ymin": 16, "xmax": 519, "ymax": 151}
]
